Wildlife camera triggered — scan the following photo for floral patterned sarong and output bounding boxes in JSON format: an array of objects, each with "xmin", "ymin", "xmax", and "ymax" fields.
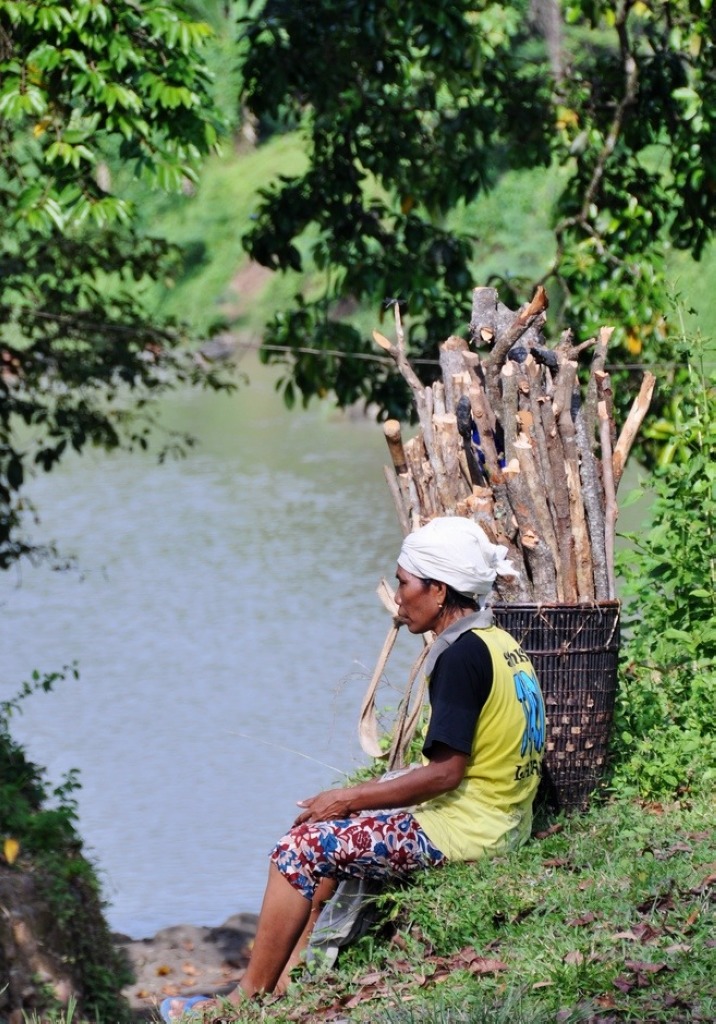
[{"xmin": 270, "ymin": 811, "xmax": 446, "ymax": 900}]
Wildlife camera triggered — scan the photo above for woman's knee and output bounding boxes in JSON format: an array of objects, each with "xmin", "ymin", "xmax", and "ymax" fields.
[{"xmin": 270, "ymin": 823, "xmax": 331, "ymax": 900}]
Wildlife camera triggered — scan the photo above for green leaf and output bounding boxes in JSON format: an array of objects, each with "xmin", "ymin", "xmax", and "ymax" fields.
[
  {"xmin": 620, "ymin": 487, "xmax": 645, "ymax": 508},
  {"xmin": 662, "ymin": 628, "xmax": 696, "ymax": 643}
]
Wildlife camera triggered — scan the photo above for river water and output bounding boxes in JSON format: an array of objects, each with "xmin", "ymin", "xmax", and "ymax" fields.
[{"xmin": 2, "ymin": 361, "xmax": 424, "ymax": 938}]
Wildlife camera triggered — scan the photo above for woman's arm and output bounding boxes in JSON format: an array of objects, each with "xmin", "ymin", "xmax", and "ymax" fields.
[{"xmin": 293, "ymin": 743, "xmax": 467, "ymax": 825}]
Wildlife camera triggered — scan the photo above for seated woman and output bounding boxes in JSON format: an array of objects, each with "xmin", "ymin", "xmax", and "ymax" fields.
[{"xmin": 162, "ymin": 516, "xmax": 546, "ymax": 1020}]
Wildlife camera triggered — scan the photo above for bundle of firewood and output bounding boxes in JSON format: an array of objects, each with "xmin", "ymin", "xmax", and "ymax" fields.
[{"xmin": 374, "ymin": 286, "xmax": 656, "ymax": 604}]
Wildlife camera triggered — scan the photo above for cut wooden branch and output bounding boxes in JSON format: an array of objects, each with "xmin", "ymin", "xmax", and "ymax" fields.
[
  {"xmin": 612, "ymin": 371, "xmax": 656, "ymax": 490},
  {"xmin": 595, "ymin": 369, "xmax": 617, "ymax": 451},
  {"xmin": 452, "ymin": 370, "xmax": 473, "ymax": 404},
  {"xmin": 383, "ymin": 464, "xmax": 411, "ymax": 537},
  {"xmin": 574, "ymin": 407, "xmax": 609, "ymax": 600},
  {"xmin": 383, "ymin": 418, "xmax": 408, "ymax": 475},
  {"xmin": 433, "ymin": 412, "xmax": 465, "ymax": 511},
  {"xmin": 439, "ymin": 336, "xmax": 471, "ymax": 414},
  {"xmin": 515, "ymin": 386, "xmax": 569, "ymax": 592},
  {"xmin": 461, "ymin": 349, "xmax": 487, "ymax": 389},
  {"xmin": 555, "ymin": 361, "xmax": 595, "ymax": 602},
  {"xmin": 484, "ymin": 285, "xmax": 550, "ymax": 368},
  {"xmin": 403, "ymin": 435, "xmax": 437, "ymax": 520},
  {"xmin": 502, "ymin": 458, "xmax": 559, "ymax": 600},
  {"xmin": 598, "ymin": 400, "xmax": 618, "ymax": 601},
  {"xmin": 500, "ymin": 362, "xmax": 520, "ymax": 464},
  {"xmin": 520, "ymin": 356, "xmax": 555, "ymax": 513},
  {"xmin": 458, "ymin": 484, "xmax": 496, "ymax": 536},
  {"xmin": 468, "ymin": 378, "xmax": 498, "ymax": 448},
  {"xmin": 585, "ymin": 326, "xmax": 615, "ymax": 446},
  {"xmin": 476, "ymin": 286, "xmax": 550, "ymax": 418},
  {"xmin": 456, "ymin": 394, "xmax": 487, "ymax": 488},
  {"xmin": 373, "ymin": 306, "xmax": 434, "ymax": 449},
  {"xmin": 426, "ymin": 429, "xmax": 453, "ymax": 514},
  {"xmin": 514, "ymin": 432, "xmax": 561, "ymax": 600},
  {"xmin": 383, "ymin": 419, "xmax": 416, "ymax": 534},
  {"xmin": 541, "ymin": 393, "xmax": 579, "ymax": 602},
  {"xmin": 469, "ymin": 286, "xmax": 509, "ymax": 347}
]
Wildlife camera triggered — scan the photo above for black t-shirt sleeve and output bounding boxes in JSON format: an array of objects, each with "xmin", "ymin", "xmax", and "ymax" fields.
[{"xmin": 422, "ymin": 631, "xmax": 494, "ymax": 757}]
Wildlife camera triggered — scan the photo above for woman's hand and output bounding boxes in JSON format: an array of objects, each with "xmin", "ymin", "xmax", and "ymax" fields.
[{"xmin": 293, "ymin": 788, "xmax": 353, "ymax": 825}]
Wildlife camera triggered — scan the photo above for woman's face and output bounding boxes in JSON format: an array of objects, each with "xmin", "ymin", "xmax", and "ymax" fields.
[{"xmin": 395, "ymin": 565, "xmax": 445, "ymax": 634}]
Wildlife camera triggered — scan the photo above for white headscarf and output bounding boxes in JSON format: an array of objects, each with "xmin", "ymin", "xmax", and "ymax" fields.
[{"xmin": 397, "ymin": 516, "xmax": 518, "ymax": 604}]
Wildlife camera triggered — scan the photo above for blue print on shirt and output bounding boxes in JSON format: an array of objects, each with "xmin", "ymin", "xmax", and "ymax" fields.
[{"xmin": 514, "ymin": 669, "xmax": 546, "ymax": 757}]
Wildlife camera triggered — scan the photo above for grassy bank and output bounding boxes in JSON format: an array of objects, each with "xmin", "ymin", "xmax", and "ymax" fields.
[{"xmin": 202, "ymin": 791, "xmax": 714, "ymax": 1024}]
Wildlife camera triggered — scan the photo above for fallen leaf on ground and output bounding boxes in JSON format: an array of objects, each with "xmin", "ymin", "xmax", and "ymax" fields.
[
  {"xmin": 664, "ymin": 993, "xmax": 696, "ymax": 1011},
  {"xmin": 564, "ymin": 950, "xmax": 584, "ymax": 965},
  {"xmin": 636, "ymin": 892, "xmax": 674, "ymax": 913},
  {"xmin": 354, "ymin": 972, "xmax": 384, "ymax": 986},
  {"xmin": 467, "ymin": 958, "xmax": 508, "ymax": 975},
  {"xmin": 156, "ymin": 965, "xmax": 172, "ymax": 976},
  {"xmin": 424, "ymin": 970, "xmax": 450, "ymax": 985},
  {"xmin": 624, "ymin": 960, "xmax": 668, "ymax": 974},
  {"xmin": 391, "ymin": 959, "xmax": 413, "ymax": 973},
  {"xmin": 535, "ymin": 824, "xmax": 564, "ymax": 840},
  {"xmin": 653, "ymin": 841, "xmax": 692, "ymax": 859},
  {"xmin": 568, "ymin": 912, "xmax": 596, "ymax": 927},
  {"xmin": 447, "ymin": 948, "xmax": 508, "ymax": 974},
  {"xmin": 611, "ymin": 922, "xmax": 661, "ymax": 943},
  {"xmin": 454, "ymin": 946, "xmax": 481, "ymax": 964},
  {"xmin": 691, "ymin": 871, "xmax": 716, "ymax": 893},
  {"xmin": 343, "ymin": 985, "xmax": 382, "ymax": 1010}
]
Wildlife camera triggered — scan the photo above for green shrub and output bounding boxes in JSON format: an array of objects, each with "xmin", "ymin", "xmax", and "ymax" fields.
[
  {"xmin": 0, "ymin": 669, "xmax": 132, "ymax": 1021},
  {"xmin": 611, "ymin": 331, "xmax": 716, "ymax": 800}
]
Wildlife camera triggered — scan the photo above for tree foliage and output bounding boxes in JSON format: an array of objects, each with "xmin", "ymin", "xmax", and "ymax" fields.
[
  {"xmin": 238, "ymin": 0, "xmax": 715, "ymax": 423},
  {"xmin": 0, "ymin": 0, "xmax": 228, "ymax": 568}
]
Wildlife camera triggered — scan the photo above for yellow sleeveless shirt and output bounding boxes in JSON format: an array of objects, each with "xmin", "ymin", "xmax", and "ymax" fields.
[{"xmin": 414, "ymin": 626, "xmax": 545, "ymax": 860}]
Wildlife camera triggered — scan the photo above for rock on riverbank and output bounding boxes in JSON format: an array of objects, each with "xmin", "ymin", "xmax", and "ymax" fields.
[{"xmin": 115, "ymin": 913, "xmax": 258, "ymax": 1019}]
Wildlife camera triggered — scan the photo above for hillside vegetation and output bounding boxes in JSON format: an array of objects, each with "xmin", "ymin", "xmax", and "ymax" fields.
[{"xmin": 147, "ymin": 136, "xmax": 716, "ymax": 359}]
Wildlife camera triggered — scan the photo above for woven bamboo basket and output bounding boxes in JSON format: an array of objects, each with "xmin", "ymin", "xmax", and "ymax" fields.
[{"xmin": 492, "ymin": 600, "xmax": 621, "ymax": 813}]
